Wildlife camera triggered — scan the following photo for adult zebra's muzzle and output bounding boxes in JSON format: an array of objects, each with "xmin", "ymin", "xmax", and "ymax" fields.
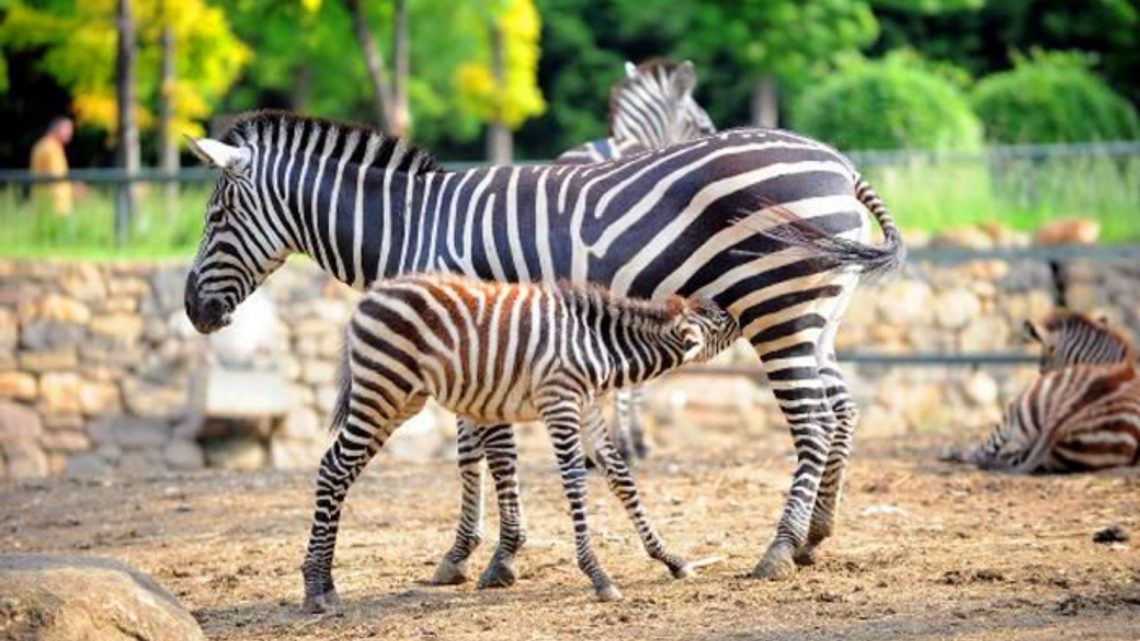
[{"xmin": 184, "ymin": 270, "xmax": 232, "ymax": 334}]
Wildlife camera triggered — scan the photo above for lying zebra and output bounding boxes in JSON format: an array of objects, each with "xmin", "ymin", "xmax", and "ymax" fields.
[
  {"xmin": 302, "ymin": 274, "xmax": 740, "ymax": 610},
  {"xmin": 946, "ymin": 311, "xmax": 1139, "ymax": 472}
]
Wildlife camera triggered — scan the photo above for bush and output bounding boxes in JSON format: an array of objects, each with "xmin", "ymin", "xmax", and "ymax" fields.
[
  {"xmin": 793, "ymin": 53, "xmax": 982, "ymax": 151},
  {"xmin": 972, "ymin": 51, "xmax": 1140, "ymax": 144}
]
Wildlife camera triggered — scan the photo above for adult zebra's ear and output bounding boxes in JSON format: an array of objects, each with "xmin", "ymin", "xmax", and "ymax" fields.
[
  {"xmin": 670, "ymin": 60, "xmax": 697, "ymax": 98},
  {"xmin": 185, "ymin": 136, "xmax": 251, "ymax": 174}
]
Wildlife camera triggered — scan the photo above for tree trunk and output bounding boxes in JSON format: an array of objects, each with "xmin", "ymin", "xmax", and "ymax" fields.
[
  {"xmin": 290, "ymin": 63, "xmax": 311, "ymax": 112},
  {"xmin": 750, "ymin": 75, "xmax": 779, "ymax": 128},
  {"xmin": 391, "ymin": 0, "xmax": 410, "ymax": 138},
  {"xmin": 343, "ymin": 0, "xmax": 393, "ymax": 133},
  {"xmin": 115, "ymin": 0, "xmax": 139, "ymax": 246},
  {"xmin": 157, "ymin": 0, "xmax": 178, "ymax": 219},
  {"xmin": 486, "ymin": 20, "xmax": 512, "ymax": 165}
]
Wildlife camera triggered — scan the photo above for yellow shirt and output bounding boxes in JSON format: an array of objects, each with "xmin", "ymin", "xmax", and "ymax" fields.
[{"xmin": 30, "ymin": 135, "xmax": 72, "ymax": 215}]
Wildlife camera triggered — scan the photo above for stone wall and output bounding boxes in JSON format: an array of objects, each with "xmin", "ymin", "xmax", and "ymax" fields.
[{"xmin": 1, "ymin": 254, "xmax": 1138, "ymax": 481}]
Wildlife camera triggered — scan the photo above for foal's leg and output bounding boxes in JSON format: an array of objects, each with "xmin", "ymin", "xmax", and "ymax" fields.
[
  {"xmin": 431, "ymin": 418, "xmax": 487, "ymax": 585},
  {"xmin": 302, "ymin": 393, "xmax": 426, "ymax": 612},
  {"xmin": 541, "ymin": 397, "xmax": 621, "ymax": 601},
  {"xmin": 585, "ymin": 405, "xmax": 692, "ymax": 579},
  {"xmin": 477, "ymin": 425, "xmax": 528, "ymax": 589}
]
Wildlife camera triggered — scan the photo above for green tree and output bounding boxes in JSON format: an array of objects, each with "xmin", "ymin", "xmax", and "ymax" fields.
[
  {"xmin": 0, "ymin": 0, "xmax": 249, "ymax": 142},
  {"xmin": 612, "ymin": 0, "xmax": 880, "ymax": 127}
]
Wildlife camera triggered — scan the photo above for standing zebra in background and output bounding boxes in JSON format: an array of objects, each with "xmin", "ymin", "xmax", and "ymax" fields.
[
  {"xmin": 558, "ymin": 58, "xmax": 717, "ymax": 464},
  {"xmin": 183, "ymin": 110, "xmax": 904, "ymax": 586},
  {"xmin": 303, "ymin": 274, "xmax": 739, "ymax": 609},
  {"xmin": 946, "ymin": 311, "xmax": 1139, "ymax": 472},
  {"xmin": 555, "ymin": 59, "xmax": 715, "ymax": 165}
]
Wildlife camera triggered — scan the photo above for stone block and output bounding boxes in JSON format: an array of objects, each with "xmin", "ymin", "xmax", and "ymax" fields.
[
  {"xmin": 281, "ymin": 406, "xmax": 323, "ymax": 440},
  {"xmin": 79, "ymin": 379, "xmax": 121, "ymax": 415},
  {"xmin": 269, "ymin": 438, "xmax": 321, "ymax": 470},
  {"xmin": 89, "ymin": 314, "xmax": 145, "ymax": 346},
  {"xmin": 877, "ymin": 280, "xmax": 933, "ymax": 326},
  {"xmin": 121, "ymin": 378, "xmax": 189, "ymax": 419},
  {"xmin": 302, "ymin": 359, "xmax": 336, "ymax": 386},
  {"xmin": 0, "ymin": 307, "xmax": 17, "ymax": 349},
  {"xmin": 40, "ymin": 429, "xmax": 91, "ymax": 452},
  {"xmin": 163, "ymin": 439, "xmax": 205, "ymax": 470},
  {"xmin": 58, "ymin": 264, "xmax": 108, "ymax": 302},
  {"xmin": 933, "ymin": 288, "xmax": 981, "ymax": 330},
  {"xmin": 25, "ymin": 294, "xmax": 91, "ymax": 324},
  {"xmin": 2, "ymin": 440, "xmax": 48, "ymax": 479},
  {"xmin": 19, "ymin": 349, "xmax": 78, "ymax": 373},
  {"xmin": 0, "ymin": 400, "xmax": 43, "ymax": 443},
  {"xmin": 203, "ymin": 437, "xmax": 266, "ymax": 471},
  {"xmin": 41, "ymin": 412, "xmax": 85, "ymax": 431},
  {"xmin": 0, "ymin": 371, "xmax": 38, "ymax": 401},
  {"xmin": 64, "ymin": 452, "xmax": 114, "ymax": 480},
  {"xmin": 39, "ymin": 372, "xmax": 81, "ymax": 415},
  {"xmin": 19, "ymin": 320, "xmax": 86, "ymax": 351},
  {"xmin": 89, "ymin": 416, "xmax": 170, "ymax": 450}
]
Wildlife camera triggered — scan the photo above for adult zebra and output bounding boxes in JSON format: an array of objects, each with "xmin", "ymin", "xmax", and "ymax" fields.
[
  {"xmin": 183, "ymin": 111, "xmax": 904, "ymax": 581},
  {"xmin": 558, "ymin": 58, "xmax": 717, "ymax": 463}
]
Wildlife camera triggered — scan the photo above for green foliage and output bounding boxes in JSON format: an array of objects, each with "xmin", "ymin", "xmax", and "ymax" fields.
[
  {"xmin": 0, "ymin": 0, "xmax": 249, "ymax": 138},
  {"xmin": 971, "ymin": 50, "xmax": 1140, "ymax": 144},
  {"xmin": 794, "ymin": 53, "xmax": 982, "ymax": 151}
]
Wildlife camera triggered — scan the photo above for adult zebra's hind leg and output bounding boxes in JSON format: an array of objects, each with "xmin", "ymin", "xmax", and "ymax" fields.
[
  {"xmin": 540, "ymin": 397, "xmax": 621, "ymax": 601},
  {"xmin": 431, "ymin": 418, "xmax": 488, "ymax": 585},
  {"xmin": 302, "ymin": 392, "xmax": 426, "ymax": 612},
  {"xmin": 477, "ymin": 425, "xmax": 528, "ymax": 589},
  {"xmin": 748, "ymin": 328, "xmax": 837, "ymax": 581},
  {"xmin": 794, "ymin": 349, "xmax": 857, "ymax": 567},
  {"xmin": 585, "ymin": 405, "xmax": 691, "ymax": 579}
]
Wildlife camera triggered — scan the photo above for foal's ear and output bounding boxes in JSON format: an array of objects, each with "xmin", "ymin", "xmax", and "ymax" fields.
[
  {"xmin": 670, "ymin": 60, "xmax": 697, "ymax": 98},
  {"xmin": 185, "ymin": 136, "xmax": 251, "ymax": 174},
  {"xmin": 624, "ymin": 60, "xmax": 639, "ymax": 78}
]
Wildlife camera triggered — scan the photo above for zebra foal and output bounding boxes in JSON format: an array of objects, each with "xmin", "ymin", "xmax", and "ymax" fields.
[
  {"xmin": 302, "ymin": 274, "xmax": 739, "ymax": 610},
  {"xmin": 948, "ymin": 311, "xmax": 1140, "ymax": 472}
]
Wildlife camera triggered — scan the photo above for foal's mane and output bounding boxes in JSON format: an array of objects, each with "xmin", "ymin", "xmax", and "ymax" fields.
[{"xmin": 221, "ymin": 110, "xmax": 446, "ymax": 176}]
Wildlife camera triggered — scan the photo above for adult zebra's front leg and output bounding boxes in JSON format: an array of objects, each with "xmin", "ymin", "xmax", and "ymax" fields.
[
  {"xmin": 302, "ymin": 393, "xmax": 426, "ymax": 612},
  {"xmin": 431, "ymin": 418, "xmax": 491, "ymax": 585}
]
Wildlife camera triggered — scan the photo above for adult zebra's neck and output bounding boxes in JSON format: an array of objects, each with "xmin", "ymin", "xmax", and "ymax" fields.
[{"xmin": 230, "ymin": 111, "xmax": 446, "ymax": 291}]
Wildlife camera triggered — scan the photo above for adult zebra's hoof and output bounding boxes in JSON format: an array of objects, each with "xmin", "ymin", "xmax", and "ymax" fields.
[
  {"xmin": 595, "ymin": 584, "xmax": 624, "ymax": 602},
  {"xmin": 793, "ymin": 546, "xmax": 819, "ymax": 567},
  {"xmin": 749, "ymin": 545, "xmax": 797, "ymax": 581},
  {"xmin": 430, "ymin": 557, "xmax": 470, "ymax": 585},
  {"xmin": 476, "ymin": 557, "xmax": 518, "ymax": 589},
  {"xmin": 669, "ymin": 563, "xmax": 696, "ymax": 579},
  {"xmin": 303, "ymin": 589, "xmax": 341, "ymax": 614}
]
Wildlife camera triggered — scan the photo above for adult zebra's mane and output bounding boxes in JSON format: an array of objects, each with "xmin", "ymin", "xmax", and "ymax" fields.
[{"xmin": 221, "ymin": 110, "xmax": 446, "ymax": 176}]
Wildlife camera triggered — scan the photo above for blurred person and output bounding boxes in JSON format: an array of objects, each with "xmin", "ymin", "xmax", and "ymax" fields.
[{"xmin": 29, "ymin": 116, "xmax": 75, "ymax": 215}]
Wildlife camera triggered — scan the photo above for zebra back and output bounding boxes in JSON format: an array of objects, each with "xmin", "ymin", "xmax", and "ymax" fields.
[{"xmin": 1025, "ymin": 311, "xmax": 1136, "ymax": 372}]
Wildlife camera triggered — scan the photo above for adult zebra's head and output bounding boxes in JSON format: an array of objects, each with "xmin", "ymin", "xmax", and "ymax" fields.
[
  {"xmin": 183, "ymin": 128, "xmax": 291, "ymax": 334},
  {"xmin": 609, "ymin": 59, "xmax": 716, "ymax": 149}
]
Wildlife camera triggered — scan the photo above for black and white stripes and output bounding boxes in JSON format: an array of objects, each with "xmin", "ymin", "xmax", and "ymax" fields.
[
  {"xmin": 184, "ymin": 110, "xmax": 904, "ymax": 585},
  {"xmin": 301, "ymin": 274, "xmax": 739, "ymax": 609}
]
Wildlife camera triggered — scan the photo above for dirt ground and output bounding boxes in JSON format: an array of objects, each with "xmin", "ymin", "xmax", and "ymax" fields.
[{"xmin": 2, "ymin": 417, "xmax": 1138, "ymax": 641}]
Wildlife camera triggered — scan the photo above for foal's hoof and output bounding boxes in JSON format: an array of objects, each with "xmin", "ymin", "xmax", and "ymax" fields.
[
  {"xmin": 430, "ymin": 557, "xmax": 470, "ymax": 585},
  {"xmin": 595, "ymin": 584, "xmax": 624, "ymax": 602},
  {"xmin": 749, "ymin": 546, "xmax": 797, "ymax": 581},
  {"xmin": 303, "ymin": 589, "xmax": 341, "ymax": 614},
  {"xmin": 477, "ymin": 558, "xmax": 518, "ymax": 589}
]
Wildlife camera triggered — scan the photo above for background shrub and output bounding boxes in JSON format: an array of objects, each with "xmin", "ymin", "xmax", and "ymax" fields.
[
  {"xmin": 793, "ymin": 53, "xmax": 982, "ymax": 151},
  {"xmin": 972, "ymin": 51, "xmax": 1140, "ymax": 144}
]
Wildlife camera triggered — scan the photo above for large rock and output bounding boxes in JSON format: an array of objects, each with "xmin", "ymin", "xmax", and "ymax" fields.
[
  {"xmin": 163, "ymin": 439, "xmax": 205, "ymax": 470},
  {"xmin": 19, "ymin": 320, "xmax": 86, "ymax": 351},
  {"xmin": 203, "ymin": 437, "xmax": 266, "ymax": 470},
  {"xmin": 89, "ymin": 313, "xmax": 145, "ymax": 346},
  {"xmin": 0, "ymin": 554, "xmax": 205, "ymax": 641},
  {"xmin": 78, "ymin": 379, "xmax": 121, "ymax": 415},
  {"xmin": 89, "ymin": 416, "xmax": 170, "ymax": 450},
  {"xmin": 21, "ymin": 294, "xmax": 91, "ymax": 324},
  {"xmin": 19, "ymin": 349, "xmax": 78, "ymax": 373}
]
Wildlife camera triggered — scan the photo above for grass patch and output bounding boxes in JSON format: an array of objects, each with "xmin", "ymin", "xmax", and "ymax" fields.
[{"xmin": 1, "ymin": 151, "xmax": 1137, "ymax": 260}]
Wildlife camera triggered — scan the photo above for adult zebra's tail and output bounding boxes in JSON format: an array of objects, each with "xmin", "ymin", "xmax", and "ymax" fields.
[
  {"xmin": 329, "ymin": 334, "xmax": 352, "ymax": 434},
  {"xmin": 736, "ymin": 175, "xmax": 906, "ymax": 282}
]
